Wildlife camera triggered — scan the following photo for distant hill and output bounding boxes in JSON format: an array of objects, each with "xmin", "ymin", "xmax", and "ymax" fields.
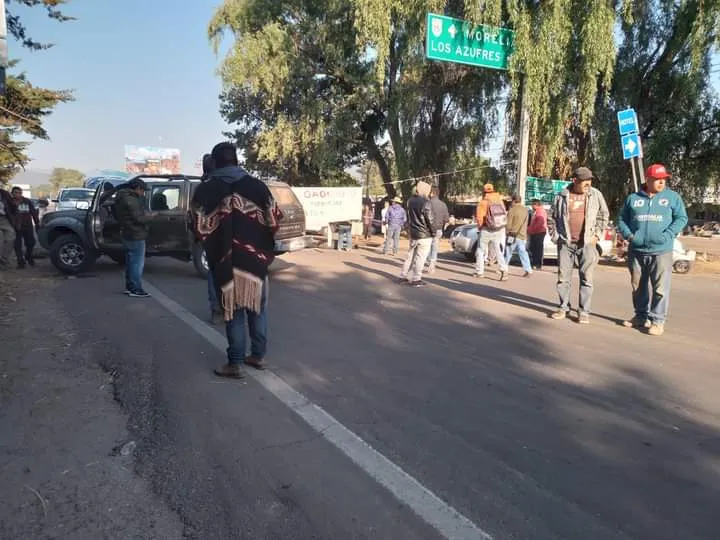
[{"xmin": 11, "ymin": 169, "xmax": 52, "ymax": 187}]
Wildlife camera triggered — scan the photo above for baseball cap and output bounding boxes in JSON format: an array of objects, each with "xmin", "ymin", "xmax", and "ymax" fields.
[{"xmin": 645, "ymin": 164, "xmax": 671, "ymax": 179}]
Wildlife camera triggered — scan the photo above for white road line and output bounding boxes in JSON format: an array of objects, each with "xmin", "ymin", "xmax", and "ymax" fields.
[{"xmin": 143, "ymin": 281, "xmax": 492, "ymax": 540}]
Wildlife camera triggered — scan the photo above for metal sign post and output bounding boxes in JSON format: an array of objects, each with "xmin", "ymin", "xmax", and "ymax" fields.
[
  {"xmin": 617, "ymin": 108, "xmax": 642, "ymax": 192},
  {"xmin": 0, "ymin": 0, "xmax": 7, "ymax": 96}
]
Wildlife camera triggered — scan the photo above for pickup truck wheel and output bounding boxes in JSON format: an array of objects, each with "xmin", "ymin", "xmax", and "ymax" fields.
[
  {"xmin": 50, "ymin": 234, "xmax": 96, "ymax": 275},
  {"xmin": 673, "ymin": 260, "xmax": 691, "ymax": 274},
  {"xmin": 192, "ymin": 242, "xmax": 209, "ymax": 278}
]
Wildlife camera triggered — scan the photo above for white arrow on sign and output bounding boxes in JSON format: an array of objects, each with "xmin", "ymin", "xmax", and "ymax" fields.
[{"xmin": 624, "ymin": 138, "xmax": 637, "ymax": 154}]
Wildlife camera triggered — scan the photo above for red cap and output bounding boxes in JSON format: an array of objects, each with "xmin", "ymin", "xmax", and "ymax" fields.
[{"xmin": 645, "ymin": 163, "xmax": 671, "ymax": 179}]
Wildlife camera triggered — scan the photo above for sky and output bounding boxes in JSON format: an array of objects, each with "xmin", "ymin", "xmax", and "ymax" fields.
[{"xmin": 10, "ymin": 0, "xmax": 231, "ymax": 175}]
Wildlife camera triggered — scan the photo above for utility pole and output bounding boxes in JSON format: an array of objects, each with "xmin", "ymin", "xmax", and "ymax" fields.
[
  {"xmin": 517, "ymin": 78, "xmax": 530, "ymax": 204},
  {"xmin": 1, "ymin": 0, "xmax": 7, "ymax": 96}
]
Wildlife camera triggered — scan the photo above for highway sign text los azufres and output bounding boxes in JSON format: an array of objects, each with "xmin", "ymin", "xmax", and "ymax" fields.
[{"xmin": 425, "ymin": 13, "xmax": 515, "ymax": 71}]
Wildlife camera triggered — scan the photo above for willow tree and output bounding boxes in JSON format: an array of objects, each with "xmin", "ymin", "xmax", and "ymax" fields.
[
  {"xmin": 209, "ymin": 0, "xmax": 507, "ymax": 198},
  {"xmin": 592, "ymin": 0, "xmax": 720, "ymax": 211}
]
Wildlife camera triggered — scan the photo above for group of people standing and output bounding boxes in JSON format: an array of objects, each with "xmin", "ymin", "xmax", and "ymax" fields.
[
  {"xmin": 372, "ymin": 162, "xmax": 687, "ymax": 337},
  {"xmin": 0, "ymin": 187, "xmax": 40, "ymax": 270}
]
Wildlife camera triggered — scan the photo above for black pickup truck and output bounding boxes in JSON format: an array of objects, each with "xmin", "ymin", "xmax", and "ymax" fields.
[{"xmin": 38, "ymin": 174, "xmax": 307, "ymax": 276}]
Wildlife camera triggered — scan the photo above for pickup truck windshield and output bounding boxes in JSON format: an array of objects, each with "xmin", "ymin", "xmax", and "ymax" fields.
[{"xmin": 60, "ymin": 189, "xmax": 94, "ymax": 201}]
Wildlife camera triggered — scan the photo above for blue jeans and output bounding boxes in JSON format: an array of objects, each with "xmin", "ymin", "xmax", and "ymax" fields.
[
  {"xmin": 628, "ymin": 251, "xmax": 673, "ymax": 325},
  {"xmin": 207, "ymin": 271, "xmax": 220, "ymax": 312},
  {"xmin": 504, "ymin": 237, "xmax": 533, "ymax": 272},
  {"xmin": 123, "ymin": 239, "xmax": 145, "ymax": 292},
  {"xmin": 427, "ymin": 229, "xmax": 443, "ymax": 266},
  {"xmin": 557, "ymin": 241, "xmax": 598, "ymax": 314},
  {"xmin": 384, "ymin": 225, "xmax": 401, "ymax": 254},
  {"xmin": 225, "ymin": 278, "xmax": 268, "ymax": 365}
]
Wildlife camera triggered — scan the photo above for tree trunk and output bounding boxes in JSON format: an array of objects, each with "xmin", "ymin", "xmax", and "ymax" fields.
[{"xmin": 366, "ymin": 134, "xmax": 396, "ymax": 199}]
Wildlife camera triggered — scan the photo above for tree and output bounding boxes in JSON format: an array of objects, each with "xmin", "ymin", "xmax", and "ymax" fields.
[
  {"xmin": 49, "ymin": 167, "xmax": 83, "ymax": 191},
  {"xmin": 34, "ymin": 183, "xmax": 53, "ymax": 198},
  {"xmin": 1, "ymin": 1, "xmax": 74, "ymax": 184}
]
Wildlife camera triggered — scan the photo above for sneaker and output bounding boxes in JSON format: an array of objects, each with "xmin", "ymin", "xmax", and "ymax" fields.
[
  {"xmin": 398, "ymin": 277, "xmax": 409, "ymax": 284},
  {"xmin": 27, "ymin": 258, "xmax": 35, "ymax": 267},
  {"xmin": 498, "ymin": 271, "xmax": 509, "ymax": 282},
  {"xmin": 427, "ymin": 264, "xmax": 436, "ymax": 274},
  {"xmin": 128, "ymin": 289, "xmax": 151, "ymax": 298},
  {"xmin": 647, "ymin": 323, "xmax": 665, "ymax": 336},
  {"xmin": 623, "ymin": 316, "xmax": 651, "ymax": 329},
  {"xmin": 522, "ymin": 271, "xmax": 532, "ymax": 278},
  {"xmin": 410, "ymin": 280, "xmax": 427, "ymax": 287},
  {"xmin": 577, "ymin": 313, "xmax": 590, "ymax": 325},
  {"xmin": 550, "ymin": 310, "xmax": 567, "ymax": 320},
  {"xmin": 213, "ymin": 363, "xmax": 245, "ymax": 379},
  {"xmin": 473, "ymin": 273, "xmax": 485, "ymax": 279}
]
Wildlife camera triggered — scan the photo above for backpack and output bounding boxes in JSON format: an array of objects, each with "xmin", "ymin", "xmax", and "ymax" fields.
[{"xmin": 485, "ymin": 201, "xmax": 507, "ymax": 229}]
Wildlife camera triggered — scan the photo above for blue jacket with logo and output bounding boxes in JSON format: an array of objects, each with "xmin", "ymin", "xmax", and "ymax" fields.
[{"xmin": 617, "ymin": 187, "xmax": 688, "ymax": 255}]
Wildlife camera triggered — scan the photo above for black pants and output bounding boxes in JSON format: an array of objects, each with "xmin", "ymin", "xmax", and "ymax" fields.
[
  {"xmin": 14, "ymin": 227, "xmax": 35, "ymax": 265},
  {"xmin": 528, "ymin": 233, "xmax": 545, "ymax": 268}
]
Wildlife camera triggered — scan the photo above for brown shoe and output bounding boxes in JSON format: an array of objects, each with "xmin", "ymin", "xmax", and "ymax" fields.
[
  {"xmin": 213, "ymin": 363, "xmax": 245, "ymax": 379},
  {"xmin": 245, "ymin": 356, "xmax": 267, "ymax": 370}
]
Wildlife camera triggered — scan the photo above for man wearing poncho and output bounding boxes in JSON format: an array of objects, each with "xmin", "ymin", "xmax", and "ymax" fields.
[{"xmin": 193, "ymin": 142, "xmax": 282, "ymax": 379}]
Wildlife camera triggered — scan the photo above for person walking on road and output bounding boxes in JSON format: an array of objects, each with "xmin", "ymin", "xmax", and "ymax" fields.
[
  {"xmin": 380, "ymin": 200, "xmax": 390, "ymax": 239},
  {"xmin": 474, "ymin": 183, "xmax": 509, "ymax": 281},
  {"xmin": 10, "ymin": 187, "xmax": 39, "ymax": 268},
  {"xmin": 549, "ymin": 167, "xmax": 610, "ymax": 324},
  {"xmin": 426, "ymin": 187, "xmax": 449, "ymax": 274},
  {"xmin": 504, "ymin": 194, "xmax": 533, "ymax": 277},
  {"xmin": 193, "ymin": 142, "xmax": 282, "ymax": 379},
  {"xmin": 383, "ymin": 197, "xmax": 406, "ymax": 256},
  {"xmin": 362, "ymin": 203, "xmax": 373, "ymax": 240},
  {"xmin": 115, "ymin": 178, "xmax": 153, "ymax": 298},
  {"xmin": 527, "ymin": 199, "xmax": 547, "ymax": 270},
  {"xmin": 0, "ymin": 188, "xmax": 17, "ymax": 271},
  {"xmin": 399, "ymin": 181, "xmax": 434, "ymax": 287},
  {"xmin": 617, "ymin": 164, "xmax": 688, "ymax": 336}
]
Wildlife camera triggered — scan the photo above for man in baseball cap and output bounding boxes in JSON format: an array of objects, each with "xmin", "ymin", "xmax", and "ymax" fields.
[
  {"xmin": 548, "ymin": 166, "xmax": 610, "ymax": 324},
  {"xmin": 617, "ymin": 163, "xmax": 688, "ymax": 336}
]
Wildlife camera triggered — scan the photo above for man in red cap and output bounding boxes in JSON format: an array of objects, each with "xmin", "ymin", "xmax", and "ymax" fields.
[{"xmin": 617, "ymin": 163, "xmax": 688, "ymax": 336}]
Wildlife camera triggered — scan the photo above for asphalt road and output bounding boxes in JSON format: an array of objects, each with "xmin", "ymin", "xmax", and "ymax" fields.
[{"xmin": 13, "ymin": 243, "xmax": 720, "ymax": 539}]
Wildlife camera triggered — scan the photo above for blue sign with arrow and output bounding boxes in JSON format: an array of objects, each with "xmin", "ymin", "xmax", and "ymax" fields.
[
  {"xmin": 621, "ymin": 133, "xmax": 642, "ymax": 160},
  {"xmin": 617, "ymin": 109, "xmax": 639, "ymax": 136}
]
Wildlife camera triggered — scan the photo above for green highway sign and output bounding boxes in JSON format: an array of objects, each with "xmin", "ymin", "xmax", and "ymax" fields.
[
  {"xmin": 524, "ymin": 177, "xmax": 568, "ymax": 205},
  {"xmin": 425, "ymin": 13, "xmax": 515, "ymax": 71}
]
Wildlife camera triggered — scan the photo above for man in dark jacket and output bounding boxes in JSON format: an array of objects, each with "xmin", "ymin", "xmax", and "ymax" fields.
[
  {"xmin": 399, "ymin": 181, "xmax": 434, "ymax": 287},
  {"xmin": 617, "ymin": 163, "xmax": 688, "ymax": 336},
  {"xmin": 426, "ymin": 187, "xmax": 449, "ymax": 274},
  {"xmin": 115, "ymin": 178, "xmax": 153, "ymax": 298},
  {"xmin": 10, "ymin": 186, "xmax": 39, "ymax": 268},
  {"xmin": 0, "ymin": 188, "xmax": 17, "ymax": 270}
]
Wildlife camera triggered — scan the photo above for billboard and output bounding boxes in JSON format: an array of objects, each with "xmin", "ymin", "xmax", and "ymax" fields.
[{"xmin": 124, "ymin": 145, "xmax": 181, "ymax": 175}]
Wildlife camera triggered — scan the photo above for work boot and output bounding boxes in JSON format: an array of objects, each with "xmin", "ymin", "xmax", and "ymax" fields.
[
  {"xmin": 17, "ymin": 261, "xmax": 25, "ymax": 269},
  {"xmin": 522, "ymin": 271, "xmax": 532, "ymax": 278},
  {"xmin": 623, "ymin": 316, "xmax": 651, "ymax": 329},
  {"xmin": 550, "ymin": 310, "xmax": 567, "ymax": 320},
  {"xmin": 245, "ymin": 356, "xmax": 267, "ymax": 370},
  {"xmin": 213, "ymin": 363, "xmax": 245, "ymax": 379},
  {"xmin": 647, "ymin": 323, "xmax": 665, "ymax": 336}
]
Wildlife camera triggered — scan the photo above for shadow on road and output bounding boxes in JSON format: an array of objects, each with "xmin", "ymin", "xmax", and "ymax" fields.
[{"xmin": 268, "ymin": 258, "xmax": 720, "ymax": 540}]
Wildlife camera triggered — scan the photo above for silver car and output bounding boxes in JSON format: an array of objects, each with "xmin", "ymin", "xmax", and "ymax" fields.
[{"xmin": 450, "ymin": 223, "xmax": 614, "ymax": 262}]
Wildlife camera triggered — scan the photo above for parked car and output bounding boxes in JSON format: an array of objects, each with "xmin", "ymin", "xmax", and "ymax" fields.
[
  {"xmin": 450, "ymin": 223, "xmax": 615, "ymax": 263},
  {"xmin": 38, "ymin": 174, "xmax": 307, "ymax": 276},
  {"xmin": 51, "ymin": 187, "xmax": 96, "ymax": 212},
  {"xmin": 672, "ymin": 238, "xmax": 696, "ymax": 274}
]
